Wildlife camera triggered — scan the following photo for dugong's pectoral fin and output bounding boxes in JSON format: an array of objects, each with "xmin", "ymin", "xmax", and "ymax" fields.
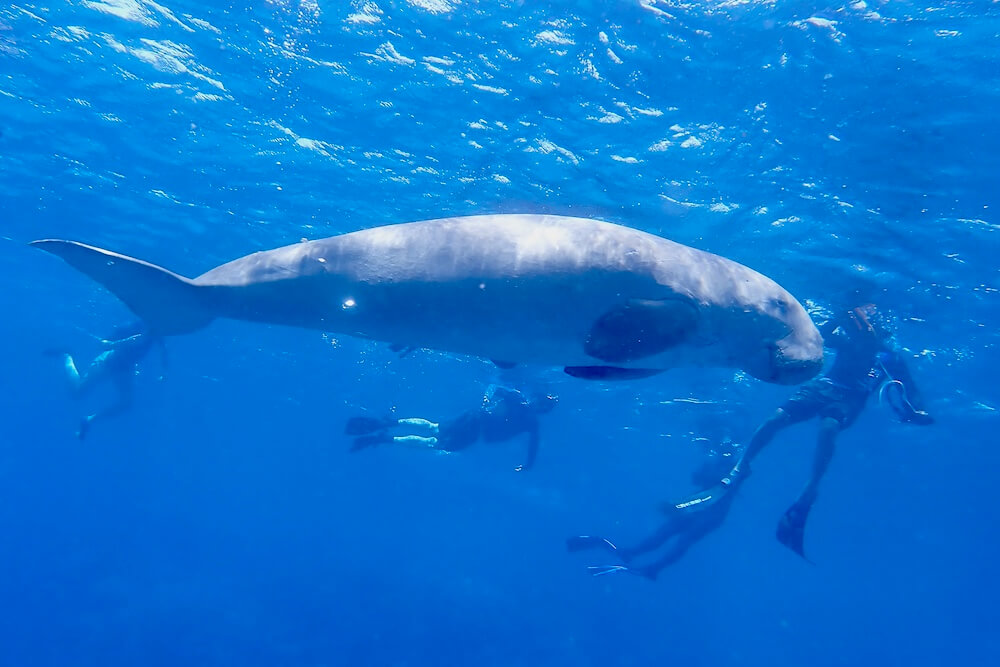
[
  {"xmin": 31, "ymin": 240, "xmax": 214, "ymax": 336},
  {"xmin": 564, "ymin": 366, "xmax": 663, "ymax": 381},
  {"xmin": 584, "ymin": 298, "xmax": 698, "ymax": 363}
]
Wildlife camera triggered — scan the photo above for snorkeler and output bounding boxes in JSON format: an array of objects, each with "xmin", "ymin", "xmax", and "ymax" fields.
[
  {"xmin": 706, "ymin": 302, "xmax": 933, "ymax": 558},
  {"xmin": 567, "ymin": 443, "xmax": 744, "ymax": 580},
  {"xmin": 48, "ymin": 321, "xmax": 167, "ymax": 440},
  {"xmin": 345, "ymin": 384, "xmax": 558, "ymax": 471}
]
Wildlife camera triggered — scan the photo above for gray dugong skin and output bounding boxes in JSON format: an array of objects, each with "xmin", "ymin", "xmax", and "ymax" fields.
[{"xmin": 32, "ymin": 214, "xmax": 823, "ymax": 385}]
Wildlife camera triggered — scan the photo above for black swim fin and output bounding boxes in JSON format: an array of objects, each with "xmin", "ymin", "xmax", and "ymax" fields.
[
  {"xmin": 776, "ymin": 500, "xmax": 814, "ymax": 562},
  {"xmin": 564, "ymin": 366, "xmax": 663, "ymax": 381},
  {"xmin": 345, "ymin": 416, "xmax": 392, "ymax": 436},
  {"xmin": 349, "ymin": 432, "xmax": 392, "ymax": 452},
  {"xmin": 491, "ymin": 359, "xmax": 517, "ymax": 369},
  {"xmin": 566, "ymin": 535, "xmax": 619, "ymax": 555}
]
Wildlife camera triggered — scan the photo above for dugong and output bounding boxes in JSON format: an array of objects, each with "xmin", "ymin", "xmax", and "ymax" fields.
[{"xmin": 32, "ymin": 214, "xmax": 823, "ymax": 384}]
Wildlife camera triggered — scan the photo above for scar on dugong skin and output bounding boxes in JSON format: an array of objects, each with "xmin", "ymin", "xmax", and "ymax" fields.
[{"xmin": 31, "ymin": 214, "xmax": 823, "ymax": 384}]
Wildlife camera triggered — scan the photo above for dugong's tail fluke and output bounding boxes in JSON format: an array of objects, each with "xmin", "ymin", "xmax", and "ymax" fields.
[{"xmin": 31, "ymin": 240, "xmax": 215, "ymax": 335}]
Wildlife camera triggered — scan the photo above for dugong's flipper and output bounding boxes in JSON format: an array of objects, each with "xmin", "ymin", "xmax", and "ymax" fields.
[
  {"xmin": 584, "ymin": 298, "xmax": 698, "ymax": 363},
  {"xmin": 564, "ymin": 366, "xmax": 663, "ymax": 381},
  {"xmin": 31, "ymin": 240, "xmax": 214, "ymax": 335}
]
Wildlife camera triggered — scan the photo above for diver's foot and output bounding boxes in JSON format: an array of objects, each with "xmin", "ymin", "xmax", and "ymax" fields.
[
  {"xmin": 76, "ymin": 416, "xmax": 93, "ymax": 441},
  {"xmin": 776, "ymin": 499, "xmax": 813, "ymax": 560},
  {"xmin": 631, "ymin": 565, "xmax": 658, "ymax": 581}
]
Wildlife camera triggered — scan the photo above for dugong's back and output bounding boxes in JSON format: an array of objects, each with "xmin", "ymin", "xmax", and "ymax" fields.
[{"xmin": 196, "ymin": 214, "xmax": 728, "ymax": 301}]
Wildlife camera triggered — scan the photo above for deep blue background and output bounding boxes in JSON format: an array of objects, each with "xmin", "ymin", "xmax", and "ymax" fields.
[{"xmin": 1, "ymin": 1, "xmax": 997, "ymax": 665}]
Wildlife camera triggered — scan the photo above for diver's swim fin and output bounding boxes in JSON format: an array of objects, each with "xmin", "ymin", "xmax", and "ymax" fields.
[
  {"xmin": 31, "ymin": 240, "xmax": 213, "ymax": 336},
  {"xmin": 344, "ymin": 416, "xmax": 392, "ymax": 436},
  {"xmin": 566, "ymin": 535, "xmax": 618, "ymax": 554},
  {"xmin": 776, "ymin": 499, "xmax": 814, "ymax": 562},
  {"xmin": 586, "ymin": 565, "xmax": 630, "ymax": 577},
  {"xmin": 349, "ymin": 432, "xmax": 392, "ymax": 452},
  {"xmin": 564, "ymin": 366, "xmax": 663, "ymax": 381}
]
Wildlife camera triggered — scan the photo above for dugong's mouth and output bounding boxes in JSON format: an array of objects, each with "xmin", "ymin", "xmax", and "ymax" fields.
[
  {"xmin": 766, "ymin": 340, "xmax": 824, "ymax": 385},
  {"xmin": 745, "ymin": 336, "xmax": 823, "ymax": 385}
]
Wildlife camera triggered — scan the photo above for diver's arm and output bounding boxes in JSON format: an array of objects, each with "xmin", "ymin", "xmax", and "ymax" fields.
[
  {"xmin": 101, "ymin": 334, "xmax": 139, "ymax": 350},
  {"xmin": 516, "ymin": 426, "xmax": 540, "ymax": 472},
  {"xmin": 818, "ymin": 319, "xmax": 839, "ymax": 339},
  {"xmin": 157, "ymin": 338, "xmax": 169, "ymax": 376},
  {"xmin": 882, "ymin": 351, "xmax": 933, "ymax": 424},
  {"xmin": 818, "ymin": 319, "xmax": 849, "ymax": 354}
]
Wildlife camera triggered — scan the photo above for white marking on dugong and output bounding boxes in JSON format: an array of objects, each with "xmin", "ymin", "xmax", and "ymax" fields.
[{"xmin": 31, "ymin": 214, "xmax": 823, "ymax": 384}]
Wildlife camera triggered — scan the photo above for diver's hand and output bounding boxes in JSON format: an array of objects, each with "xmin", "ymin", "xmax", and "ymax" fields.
[{"xmin": 907, "ymin": 410, "xmax": 934, "ymax": 425}]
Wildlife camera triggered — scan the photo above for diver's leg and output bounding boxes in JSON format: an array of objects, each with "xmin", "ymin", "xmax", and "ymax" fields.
[
  {"xmin": 62, "ymin": 354, "xmax": 84, "ymax": 391},
  {"xmin": 392, "ymin": 435, "xmax": 439, "ymax": 447},
  {"xmin": 729, "ymin": 408, "xmax": 793, "ymax": 479},
  {"xmin": 346, "ymin": 416, "xmax": 439, "ymax": 437},
  {"xmin": 634, "ymin": 496, "xmax": 733, "ymax": 580},
  {"xmin": 348, "ymin": 415, "xmax": 441, "ymax": 451},
  {"xmin": 776, "ymin": 416, "xmax": 841, "ymax": 558},
  {"xmin": 78, "ymin": 373, "xmax": 134, "ymax": 440},
  {"xmin": 802, "ymin": 416, "xmax": 839, "ymax": 503},
  {"xmin": 633, "ymin": 524, "xmax": 709, "ymax": 581},
  {"xmin": 396, "ymin": 417, "xmax": 439, "ymax": 433},
  {"xmin": 74, "ymin": 351, "xmax": 115, "ymax": 397},
  {"xmin": 617, "ymin": 518, "xmax": 683, "ymax": 563},
  {"xmin": 389, "ymin": 417, "xmax": 440, "ymax": 447}
]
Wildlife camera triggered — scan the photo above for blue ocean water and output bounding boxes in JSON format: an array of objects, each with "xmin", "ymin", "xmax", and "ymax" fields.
[{"xmin": 1, "ymin": 0, "xmax": 998, "ymax": 665}]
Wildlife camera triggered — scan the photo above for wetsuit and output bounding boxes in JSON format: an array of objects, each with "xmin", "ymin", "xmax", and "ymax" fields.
[
  {"xmin": 59, "ymin": 325, "xmax": 166, "ymax": 439},
  {"xmin": 781, "ymin": 316, "xmax": 928, "ymax": 429},
  {"xmin": 347, "ymin": 385, "xmax": 551, "ymax": 470}
]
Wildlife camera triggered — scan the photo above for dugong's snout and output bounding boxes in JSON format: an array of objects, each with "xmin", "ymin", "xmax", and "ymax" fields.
[
  {"xmin": 759, "ymin": 332, "xmax": 824, "ymax": 385},
  {"xmin": 746, "ymin": 342, "xmax": 822, "ymax": 385}
]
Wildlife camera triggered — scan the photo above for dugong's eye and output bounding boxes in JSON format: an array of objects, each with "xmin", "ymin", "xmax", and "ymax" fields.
[{"xmin": 769, "ymin": 297, "xmax": 789, "ymax": 315}]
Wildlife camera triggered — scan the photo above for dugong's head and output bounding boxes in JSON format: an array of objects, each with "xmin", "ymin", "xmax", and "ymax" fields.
[{"xmin": 727, "ymin": 285, "xmax": 824, "ymax": 385}]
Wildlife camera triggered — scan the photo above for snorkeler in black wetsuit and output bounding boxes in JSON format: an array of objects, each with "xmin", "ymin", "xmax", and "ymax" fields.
[
  {"xmin": 346, "ymin": 384, "xmax": 558, "ymax": 471},
  {"xmin": 49, "ymin": 321, "xmax": 167, "ymax": 440},
  {"xmin": 716, "ymin": 302, "xmax": 933, "ymax": 557},
  {"xmin": 568, "ymin": 441, "xmax": 745, "ymax": 581},
  {"xmin": 568, "ymin": 303, "xmax": 934, "ymax": 578}
]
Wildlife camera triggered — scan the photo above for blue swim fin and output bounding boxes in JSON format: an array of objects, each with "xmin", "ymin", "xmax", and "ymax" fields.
[
  {"xmin": 586, "ymin": 565, "xmax": 630, "ymax": 577},
  {"xmin": 566, "ymin": 535, "xmax": 619, "ymax": 554}
]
